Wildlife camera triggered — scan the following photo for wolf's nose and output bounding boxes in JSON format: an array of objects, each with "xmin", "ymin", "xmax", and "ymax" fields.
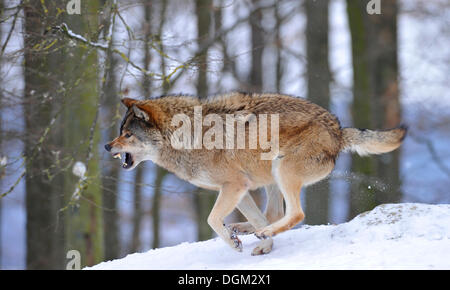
[{"xmin": 104, "ymin": 144, "xmax": 112, "ymax": 152}]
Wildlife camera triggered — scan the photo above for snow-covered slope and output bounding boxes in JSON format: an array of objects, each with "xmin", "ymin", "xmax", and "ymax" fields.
[{"xmin": 87, "ymin": 203, "xmax": 450, "ymax": 270}]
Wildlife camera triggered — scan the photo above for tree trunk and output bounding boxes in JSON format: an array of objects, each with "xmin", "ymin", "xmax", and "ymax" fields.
[
  {"xmin": 249, "ymin": 0, "xmax": 264, "ymax": 92},
  {"xmin": 346, "ymin": 0, "xmax": 401, "ymax": 219},
  {"xmin": 247, "ymin": 1, "xmax": 267, "ymax": 211},
  {"xmin": 274, "ymin": 2, "xmax": 282, "ymax": 92},
  {"xmin": 62, "ymin": 1, "xmax": 104, "ymax": 267},
  {"xmin": 194, "ymin": 0, "xmax": 216, "ymax": 241},
  {"xmin": 346, "ymin": 0, "xmax": 377, "ymax": 219},
  {"xmin": 149, "ymin": 0, "xmax": 169, "ymax": 248},
  {"xmin": 196, "ymin": 0, "xmax": 212, "ymax": 98},
  {"xmin": 131, "ymin": 165, "xmax": 143, "ymax": 252},
  {"xmin": 367, "ymin": 0, "xmax": 401, "ymax": 206},
  {"xmin": 151, "ymin": 167, "xmax": 165, "ymax": 248},
  {"xmin": 130, "ymin": 0, "xmax": 154, "ymax": 253},
  {"xmin": 100, "ymin": 0, "xmax": 120, "ymax": 262},
  {"xmin": 23, "ymin": 1, "xmax": 65, "ymax": 269},
  {"xmin": 304, "ymin": 0, "xmax": 331, "ymax": 225}
]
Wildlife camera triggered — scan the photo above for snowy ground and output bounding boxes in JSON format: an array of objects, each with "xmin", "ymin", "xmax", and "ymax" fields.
[{"xmin": 87, "ymin": 203, "xmax": 450, "ymax": 270}]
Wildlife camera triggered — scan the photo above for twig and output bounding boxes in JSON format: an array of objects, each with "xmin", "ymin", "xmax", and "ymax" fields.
[
  {"xmin": 0, "ymin": 1, "xmax": 22, "ymax": 57},
  {"xmin": 0, "ymin": 170, "xmax": 25, "ymax": 199},
  {"xmin": 53, "ymin": 23, "xmax": 174, "ymax": 81},
  {"xmin": 0, "ymin": 116, "xmax": 58, "ymax": 199}
]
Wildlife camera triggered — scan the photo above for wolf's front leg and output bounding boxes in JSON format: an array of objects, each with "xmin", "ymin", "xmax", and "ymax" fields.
[{"xmin": 207, "ymin": 180, "xmax": 250, "ymax": 252}]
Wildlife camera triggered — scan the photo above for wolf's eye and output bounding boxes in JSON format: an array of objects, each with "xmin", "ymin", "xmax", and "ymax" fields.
[{"xmin": 124, "ymin": 133, "xmax": 132, "ymax": 138}]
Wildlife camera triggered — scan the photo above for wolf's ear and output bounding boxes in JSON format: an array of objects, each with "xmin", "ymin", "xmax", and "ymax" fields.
[
  {"xmin": 121, "ymin": 97, "xmax": 138, "ymax": 108},
  {"xmin": 132, "ymin": 104, "xmax": 151, "ymax": 122}
]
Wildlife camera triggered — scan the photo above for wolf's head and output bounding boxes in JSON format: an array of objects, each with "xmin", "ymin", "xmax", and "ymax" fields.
[{"xmin": 105, "ymin": 98, "xmax": 164, "ymax": 170}]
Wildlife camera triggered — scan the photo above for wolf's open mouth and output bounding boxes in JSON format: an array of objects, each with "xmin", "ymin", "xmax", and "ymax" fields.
[{"xmin": 113, "ymin": 152, "xmax": 134, "ymax": 169}]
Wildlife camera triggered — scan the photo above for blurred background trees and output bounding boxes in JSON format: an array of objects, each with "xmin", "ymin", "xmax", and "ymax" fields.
[
  {"xmin": 99, "ymin": 0, "xmax": 120, "ymax": 261},
  {"xmin": 304, "ymin": 0, "xmax": 331, "ymax": 225},
  {"xmin": 346, "ymin": 0, "xmax": 401, "ymax": 219},
  {"xmin": 0, "ymin": 0, "xmax": 449, "ymax": 269}
]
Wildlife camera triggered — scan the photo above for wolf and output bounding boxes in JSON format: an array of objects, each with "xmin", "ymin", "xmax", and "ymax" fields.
[{"xmin": 104, "ymin": 92, "xmax": 407, "ymax": 255}]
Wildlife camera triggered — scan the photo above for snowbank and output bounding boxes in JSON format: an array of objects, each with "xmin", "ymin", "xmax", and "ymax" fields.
[{"xmin": 87, "ymin": 203, "xmax": 450, "ymax": 270}]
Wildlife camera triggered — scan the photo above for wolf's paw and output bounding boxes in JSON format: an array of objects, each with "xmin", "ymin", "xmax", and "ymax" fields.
[
  {"xmin": 230, "ymin": 230, "xmax": 243, "ymax": 251},
  {"xmin": 251, "ymin": 238, "xmax": 273, "ymax": 256},
  {"xmin": 254, "ymin": 228, "xmax": 274, "ymax": 240},
  {"xmin": 228, "ymin": 222, "xmax": 255, "ymax": 235}
]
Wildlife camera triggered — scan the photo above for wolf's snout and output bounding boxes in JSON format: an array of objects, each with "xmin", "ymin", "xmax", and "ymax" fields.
[{"xmin": 104, "ymin": 143, "xmax": 112, "ymax": 152}]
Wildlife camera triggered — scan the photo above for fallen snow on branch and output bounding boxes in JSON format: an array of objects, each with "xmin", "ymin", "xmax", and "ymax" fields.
[
  {"xmin": 87, "ymin": 203, "xmax": 450, "ymax": 270},
  {"xmin": 57, "ymin": 23, "xmax": 109, "ymax": 49}
]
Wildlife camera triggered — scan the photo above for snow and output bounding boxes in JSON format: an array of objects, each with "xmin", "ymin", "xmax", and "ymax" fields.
[
  {"xmin": 72, "ymin": 161, "xmax": 86, "ymax": 178},
  {"xmin": 86, "ymin": 203, "xmax": 450, "ymax": 270}
]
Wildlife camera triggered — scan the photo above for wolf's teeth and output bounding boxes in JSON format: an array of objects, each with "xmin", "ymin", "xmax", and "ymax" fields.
[{"xmin": 113, "ymin": 153, "xmax": 121, "ymax": 159}]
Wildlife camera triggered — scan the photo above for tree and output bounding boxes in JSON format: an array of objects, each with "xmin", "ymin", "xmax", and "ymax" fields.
[
  {"xmin": 61, "ymin": 1, "xmax": 104, "ymax": 267},
  {"xmin": 129, "ymin": 0, "xmax": 151, "ymax": 251},
  {"xmin": 247, "ymin": 0, "xmax": 266, "ymax": 211},
  {"xmin": 131, "ymin": 166, "xmax": 143, "ymax": 252},
  {"xmin": 23, "ymin": 1, "xmax": 66, "ymax": 269},
  {"xmin": 346, "ymin": 0, "xmax": 401, "ymax": 219},
  {"xmin": 304, "ymin": 0, "xmax": 331, "ymax": 225},
  {"xmin": 274, "ymin": 2, "xmax": 283, "ymax": 92},
  {"xmin": 194, "ymin": 0, "xmax": 216, "ymax": 241},
  {"xmin": 366, "ymin": 0, "xmax": 402, "ymax": 207},
  {"xmin": 151, "ymin": 0, "xmax": 169, "ymax": 249},
  {"xmin": 100, "ymin": 0, "xmax": 120, "ymax": 261},
  {"xmin": 249, "ymin": 0, "xmax": 264, "ymax": 92}
]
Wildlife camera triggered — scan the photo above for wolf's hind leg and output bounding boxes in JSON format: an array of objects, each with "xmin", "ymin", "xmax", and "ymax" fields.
[
  {"xmin": 264, "ymin": 184, "xmax": 285, "ymax": 223},
  {"xmin": 228, "ymin": 192, "xmax": 265, "ymax": 235},
  {"xmin": 255, "ymin": 158, "xmax": 305, "ymax": 239},
  {"xmin": 233, "ymin": 193, "xmax": 268, "ymax": 233},
  {"xmin": 228, "ymin": 185, "xmax": 285, "ymax": 235},
  {"xmin": 233, "ymin": 193, "xmax": 275, "ymax": 255}
]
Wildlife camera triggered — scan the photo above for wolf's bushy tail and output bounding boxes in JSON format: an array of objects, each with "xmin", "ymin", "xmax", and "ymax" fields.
[{"xmin": 341, "ymin": 125, "xmax": 407, "ymax": 156}]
